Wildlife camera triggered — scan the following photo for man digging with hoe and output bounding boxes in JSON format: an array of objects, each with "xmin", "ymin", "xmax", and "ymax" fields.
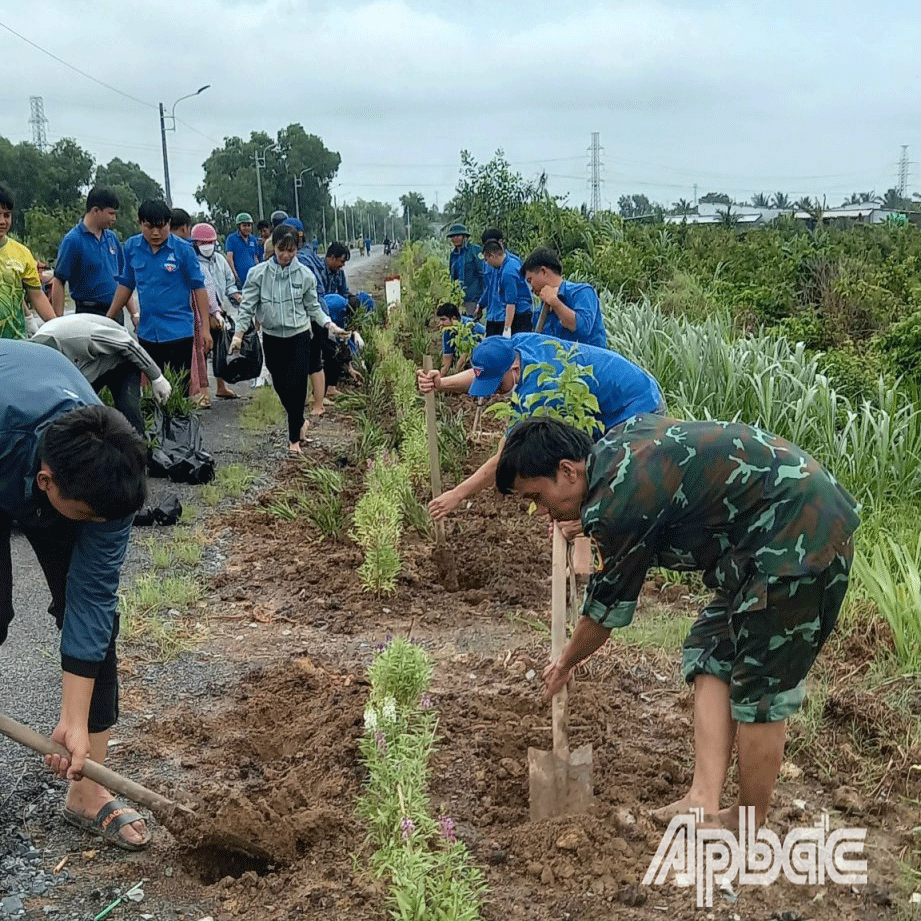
[{"xmin": 497, "ymin": 415, "xmax": 859, "ymax": 828}]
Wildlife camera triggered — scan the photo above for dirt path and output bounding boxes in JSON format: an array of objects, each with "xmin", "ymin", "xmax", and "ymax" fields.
[{"xmin": 2, "ymin": 248, "xmax": 917, "ymax": 920}]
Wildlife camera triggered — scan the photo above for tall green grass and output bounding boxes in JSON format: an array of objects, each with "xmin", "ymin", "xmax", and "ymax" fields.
[{"xmin": 601, "ymin": 294, "xmax": 921, "ymax": 671}]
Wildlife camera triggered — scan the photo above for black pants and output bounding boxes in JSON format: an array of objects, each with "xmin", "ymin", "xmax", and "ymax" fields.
[
  {"xmin": 485, "ymin": 311, "xmax": 532, "ymax": 337},
  {"xmin": 74, "ymin": 300, "xmax": 111, "ymax": 316},
  {"xmin": 262, "ymin": 330, "xmax": 311, "ymax": 444},
  {"xmin": 308, "ymin": 321, "xmax": 339, "ymax": 376},
  {"xmin": 139, "ymin": 336, "xmax": 193, "ymax": 395},
  {"xmin": 0, "ymin": 515, "xmax": 120, "ymax": 733},
  {"xmin": 94, "ymin": 364, "xmax": 144, "ymax": 436}
]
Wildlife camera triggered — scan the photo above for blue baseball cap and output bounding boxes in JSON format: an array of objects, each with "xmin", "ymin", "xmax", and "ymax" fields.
[
  {"xmin": 469, "ymin": 336, "xmax": 516, "ymax": 397},
  {"xmin": 285, "ymin": 217, "xmax": 304, "ymax": 232}
]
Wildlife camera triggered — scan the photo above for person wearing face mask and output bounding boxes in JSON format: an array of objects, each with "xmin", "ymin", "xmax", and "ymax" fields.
[
  {"xmin": 190, "ymin": 223, "xmax": 241, "ymax": 401},
  {"xmin": 232, "ymin": 224, "xmax": 347, "ymax": 453}
]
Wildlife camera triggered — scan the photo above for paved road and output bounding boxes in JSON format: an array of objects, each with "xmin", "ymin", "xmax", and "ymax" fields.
[{"xmin": 0, "ymin": 245, "xmax": 391, "ymax": 831}]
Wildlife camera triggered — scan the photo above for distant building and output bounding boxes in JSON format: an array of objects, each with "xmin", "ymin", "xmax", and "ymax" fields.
[{"xmin": 663, "ymin": 201, "xmax": 911, "ymax": 227}]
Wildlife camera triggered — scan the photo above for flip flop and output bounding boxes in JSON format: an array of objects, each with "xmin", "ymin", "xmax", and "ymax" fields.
[{"xmin": 63, "ymin": 799, "xmax": 151, "ymax": 852}]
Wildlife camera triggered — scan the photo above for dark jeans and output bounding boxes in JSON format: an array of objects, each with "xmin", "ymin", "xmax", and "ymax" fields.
[
  {"xmin": 93, "ymin": 363, "xmax": 144, "ymax": 436},
  {"xmin": 139, "ymin": 336, "xmax": 194, "ymax": 395},
  {"xmin": 74, "ymin": 300, "xmax": 111, "ymax": 316},
  {"xmin": 0, "ymin": 515, "xmax": 120, "ymax": 733},
  {"xmin": 485, "ymin": 311, "xmax": 532, "ymax": 337},
  {"xmin": 263, "ymin": 330, "xmax": 311, "ymax": 444}
]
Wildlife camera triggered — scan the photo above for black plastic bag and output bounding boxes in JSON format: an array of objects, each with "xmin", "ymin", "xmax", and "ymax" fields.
[
  {"xmin": 134, "ymin": 495, "xmax": 183, "ymax": 526},
  {"xmin": 212, "ymin": 314, "xmax": 263, "ymax": 384},
  {"xmin": 147, "ymin": 406, "xmax": 215, "ymax": 485}
]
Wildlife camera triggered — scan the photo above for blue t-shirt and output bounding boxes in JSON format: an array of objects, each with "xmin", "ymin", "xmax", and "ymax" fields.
[
  {"xmin": 442, "ymin": 317, "xmax": 486, "ymax": 357},
  {"xmin": 511, "ymin": 333, "xmax": 661, "ymax": 433},
  {"xmin": 117, "ymin": 234, "xmax": 205, "ymax": 342},
  {"xmin": 489, "ymin": 254, "xmax": 533, "ymax": 323},
  {"xmin": 542, "ymin": 280, "xmax": 607, "ymax": 348},
  {"xmin": 53, "ymin": 222, "xmax": 125, "ymax": 304},
  {"xmin": 225, "ymin": 231, "xmax": 262, "ymax": 281}
]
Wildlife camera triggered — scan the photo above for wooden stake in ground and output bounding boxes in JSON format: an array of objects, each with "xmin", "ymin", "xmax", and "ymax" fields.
[
  {"xmin": 527, "ymin": 523, "xmax": 593, "ymax": 821},
  {"xmin": 423, "ymin": 355, "xmax": 459, "ymax": 591}
]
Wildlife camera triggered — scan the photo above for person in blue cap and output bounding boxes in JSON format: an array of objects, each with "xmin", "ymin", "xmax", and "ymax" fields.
[
  {"xmin": 416, "ymin": 332, "xmax": 664, "ymax": 519},
  {"xmin": 521, "ymin": 246, "xmax": 607, "ymax": 348},
  {"xmin": 446, "ymin": 223, "xmax": 485, "ymax": 317}
]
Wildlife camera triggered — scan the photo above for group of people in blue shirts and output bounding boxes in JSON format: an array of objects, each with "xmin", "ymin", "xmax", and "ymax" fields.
[{"xmin": 425, "ymin": 221, "xmax": 661, "ymax": 519}]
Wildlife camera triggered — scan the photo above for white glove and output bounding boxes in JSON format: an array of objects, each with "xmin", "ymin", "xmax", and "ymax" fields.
[
  {"xmin": 229, "ymin": 334, "xmax": 244, "ymax": 354},
  {"xmin": 25, "ymin": 315, "xmax": 41, "ymax": 337},
  {"xmin": 327, "ymin": 323, "xmax": 347, "ymax": 339},
  {"xmin": 502, "ymin": 327, "xmax": 512, "ymax": 339},
  {"xmin": 150, "ymin": 375, "xmax": 172, "ymax": 406},
  {"xmin": 351, "ymin": 331, "xmax": 365, "ymax": 350}
]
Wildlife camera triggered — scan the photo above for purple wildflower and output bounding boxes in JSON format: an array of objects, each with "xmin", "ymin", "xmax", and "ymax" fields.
[
  {"xmin": 400, "ymin": 817, "xmax": 415, "ymax": 840},
  {"xmin": 375, "ymin": 730, "xmax": 387, "ymax": 754},
  {"xmin": 438, "ymin": 815, "xmax": 456, "ymax": 843},
  {"xmin": 420, "ymin": 693, "xmax": 434, "ymax": 710}
]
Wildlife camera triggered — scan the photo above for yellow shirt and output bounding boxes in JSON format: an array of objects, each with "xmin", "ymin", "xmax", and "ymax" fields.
[{"xmin": 0, "ymin": 237, "xmax": 41, "ymax": 340}]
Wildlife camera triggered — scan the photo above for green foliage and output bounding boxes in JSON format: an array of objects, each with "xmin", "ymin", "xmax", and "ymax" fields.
[
  {"xmin": 351, "ymin": 457, "xmax": 403, "ymax": 596},
  {"xmin": 358, "ymin": 638, "xmax": 486, "ymax": 921},
  {"xmin": 268, "ymin": 462, "xmax": 345, "ymax": 536},
  {"xmin": 196, "ymin": 125, "xmax": 340, "ymax": 233},
  {"xmin": 449, "ymin": 319, "xmax": 484, "ymax": 365},
  {"xmin": 445, "ymin": 149, "xmax": 547, "ymax": 249},
  {"xmin": 488, "ymin": 339, "xmax": 603, "ymax": 437},
  {"xmin": 853, "ymin": 534, "xmax": 921, "ymax": 672},
  {"xmin": 879, "ymin": 309, "xmax": 921, "ymax": 385}
]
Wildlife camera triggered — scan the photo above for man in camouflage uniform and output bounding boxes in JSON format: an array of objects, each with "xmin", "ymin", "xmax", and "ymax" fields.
[{"xmin": 496, "ymin": 414, "xmax": 859, "ymax": 828}]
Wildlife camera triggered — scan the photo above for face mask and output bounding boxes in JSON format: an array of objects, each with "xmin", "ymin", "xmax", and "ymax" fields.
[{"xmin": 198, "ymin": 243, "xmax": 215, "ymax": 258}]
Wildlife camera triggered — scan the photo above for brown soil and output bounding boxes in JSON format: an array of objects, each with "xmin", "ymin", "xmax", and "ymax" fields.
[{"xmin": 69, "ymin": 407, "xmax": 920, "ymax": 921}]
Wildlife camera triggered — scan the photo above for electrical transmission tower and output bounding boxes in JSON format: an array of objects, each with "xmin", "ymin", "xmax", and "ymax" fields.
[
  {"xmin": 588, "ymin": 132, "xmax": 603, "ymax": 216},
  {"xmin": 29, "ymin": 96, "xmax": 49, "ymax": 152},
  {"xmin": 897, "ymin": 145, "xmax": 910, "ymax": 198}
]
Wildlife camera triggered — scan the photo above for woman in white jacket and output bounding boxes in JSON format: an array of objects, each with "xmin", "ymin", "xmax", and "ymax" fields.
[
  {"xmin": 232, "ymin": 223, "xmax": 346, "ymax": 453},
  {"xmin": 191, "ymin": 223, "xmax": 241, "ymax": 401}
]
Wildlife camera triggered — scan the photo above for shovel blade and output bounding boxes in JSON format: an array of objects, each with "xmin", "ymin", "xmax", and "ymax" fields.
[{"xmin": 527, "ymin": 744, "xmax": 594, "ymax": 822}]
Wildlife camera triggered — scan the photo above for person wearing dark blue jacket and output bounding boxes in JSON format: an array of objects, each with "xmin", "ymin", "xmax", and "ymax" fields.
[
  {"xmin": 0, "ymin": 339, "xmax": 149, "ymax": 850},
  {"xmin": 446, "ymin": 223, "xmax": 485, "ymax": 316}
]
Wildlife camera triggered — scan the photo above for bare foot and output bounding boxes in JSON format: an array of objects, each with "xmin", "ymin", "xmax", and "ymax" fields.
[
  {"xmin": 300, "ymin": 420, "xmax": 310, "ymax": 441},
  {"xmin": 65, "ymin": 784, "xmax": 147, "ymax": 847},
  {"xmin": 309, "ymin": 408, "xmax": 325, "ymax": 417},
  {"xmin": 717, "ymin": 806, "xmax": 741, "ymax": 832},
  {"xmin": 288, "ymin": 441, "xmax": 303, "ymax": 454},
  {"xmin": 650, "ymin": 796, "xmax": 720, "ymax": 827}
]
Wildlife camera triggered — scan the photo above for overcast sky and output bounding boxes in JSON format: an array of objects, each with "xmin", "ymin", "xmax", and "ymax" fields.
[{"xmin": 2, "ymin": 0, "xmax": 920, "ymax": 218}]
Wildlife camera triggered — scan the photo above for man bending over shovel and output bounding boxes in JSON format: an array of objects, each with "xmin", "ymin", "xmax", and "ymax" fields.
[
  {"xmin": 0, "ymin": 339, "xmax": 150, "ymax": 849},
  {"xmin": 416, "ymin": 333, "xmax": 664, "ymax": 520},
  {"xmin": 496, "ymin": 415, "xmax": 859, "ymax": 828}
]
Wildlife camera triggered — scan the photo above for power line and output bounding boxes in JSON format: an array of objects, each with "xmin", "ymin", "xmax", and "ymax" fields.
[{"xmin": 0, "ymin": 19, "xmax": 156, "ymax": 110}]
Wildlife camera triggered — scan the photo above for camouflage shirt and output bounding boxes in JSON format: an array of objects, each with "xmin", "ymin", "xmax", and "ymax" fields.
[{"xmin": 581, "ymin": 415, "xmax": 861, "ymax": 629}]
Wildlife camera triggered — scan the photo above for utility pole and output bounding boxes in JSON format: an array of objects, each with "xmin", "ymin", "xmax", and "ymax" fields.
[
  {"xmin": 253, "ymin": 142, "xmax": 275, "ymax": 221},
  {"xmin": 158, "ymin": 86, "xmax": 210, "ymax": 209},
  {"xmin": 588, "ymin": 131, "xmax": 602, "ymax": 217},
  {"xmin": 898, "ymin": 145, "xmax": 910, "ymax": 199},
  {"xmin": 693, "ymin": 183, "xmax": 698, "ymax": 207},
  {"xmin": 29, "ymin": 96, "xmax": 48, "ymax": 152},
  {"xmin": 158, "ymin": 103, "xmax": 172, "ymax": 206},
  {"xmin": 333, "ymin": 196, "xmax": 339, "ymax": 241}
]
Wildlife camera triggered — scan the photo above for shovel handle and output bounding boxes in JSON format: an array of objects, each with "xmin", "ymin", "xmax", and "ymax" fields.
[
  {"xmin": 534, "ymin": 302, "xmax": 550, "ymax": 333},
  {"xmin": 551, "ymin": 524, "xmax": 569, "ymax": 758},
  {"xmin": 423, "ymin": 355, "xmax": 447, "ymax": 547},
  {"xmin": 0, "ymin": 712, "xmax": 180, "ymax": 815}
]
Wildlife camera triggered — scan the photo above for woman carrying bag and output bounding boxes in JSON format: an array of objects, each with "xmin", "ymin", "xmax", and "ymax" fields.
[{"xmin": 231, "ymin": 224, "xmax": 347, "ymax": 453}]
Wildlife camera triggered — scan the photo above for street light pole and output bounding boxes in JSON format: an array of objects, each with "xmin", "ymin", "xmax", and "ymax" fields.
[
  {"xmin": 252, "ymin": 142, "xmax": 276, "ymax": 221},
  {"xmin": 293, "ymin": 167, "xmax": 314, "ymax": 223},
  {"xmin": 158, "ymin": 85, "xmax": 210, "ymax": 207}
]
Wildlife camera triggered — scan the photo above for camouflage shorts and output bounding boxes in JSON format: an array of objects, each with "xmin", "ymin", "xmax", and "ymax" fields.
[{"xmin": 681, "ymin": 546, "xmax": 852, "ymax": 723}]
